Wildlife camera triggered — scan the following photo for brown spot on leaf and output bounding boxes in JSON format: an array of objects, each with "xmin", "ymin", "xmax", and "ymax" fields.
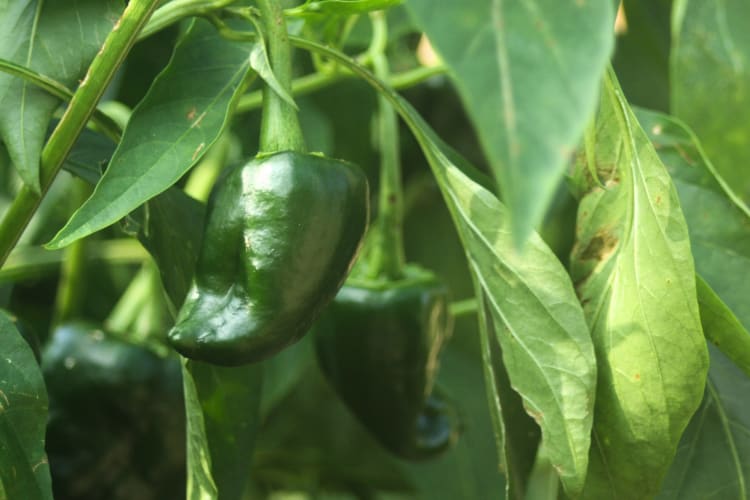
[
  {"xmin": 186, "ymin": 107, "xmax": 197, "ymax": 121},
  {"xmin": 634, "ymin": 373, "xmax": 640, "ymax": 381},
  {"xmin": 578, "ymin": 230, "xmax": 619, "ymax": 263}
]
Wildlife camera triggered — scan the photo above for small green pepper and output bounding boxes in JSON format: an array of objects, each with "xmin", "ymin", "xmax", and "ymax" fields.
[
  {"xmin": 168, "ymin": 151, "xmax": 369, "ymax": 366},
  {"xmin": 43, "ymin": 323, "xmax": 185, "ymax": 500},
  {"xmin": 314, "ymin": 265, "xmax": 458, "ymax": 460}
]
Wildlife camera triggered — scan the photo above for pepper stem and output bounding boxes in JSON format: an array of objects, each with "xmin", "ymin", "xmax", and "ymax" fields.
[
  {"xmin": 368, "ymin": 11, "xmax": 405, "ymax": 280},
  {"xmin": 256, "ymin": 0, "xmax": 305, "ymax": 153}
]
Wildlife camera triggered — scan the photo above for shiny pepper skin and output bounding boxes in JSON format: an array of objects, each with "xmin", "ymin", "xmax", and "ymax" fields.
[
  {"xmin": 168, "ymin": 151, "xmax": 369, "ymax": 366},
  {"xmin": 314, "ymin": 266, "xmax": 458, "ymax": 460}
]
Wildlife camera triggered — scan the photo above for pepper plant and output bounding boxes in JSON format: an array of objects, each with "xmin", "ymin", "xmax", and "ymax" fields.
[{"xmin": 1, "ymin": 0, "xmax": 749, "ymax": 499}]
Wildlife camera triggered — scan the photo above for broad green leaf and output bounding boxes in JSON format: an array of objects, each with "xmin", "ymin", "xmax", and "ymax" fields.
[
  {"xmin": 475, "ymin": 293, "xmax": 541, "ymax": 500},
  {"xmin": 0, "ymin": 0, "xmax": 121, "ymax": 191},
  {"xmin": 696, "ymin": 275, "xmax": 750, "ymax": 378},
  {"xmin": 47, "ymin": 19, "xmax": 254, "ymax": 249},
  {"xmin": 570, "ymin": 70, "xmax": 708, "ymax": 499},
  {"xmin": 186, "ymin": 361, "xmax": 263, "ymax": 500},
  {"xmin": 671, "ymin": 0, "xmax": 750, "ymax": 199},
  {"xmin": 0, "ymin": 310, "xmax": 52, "ymax": 500},
  {"xmin": 406, "ymin": 0, "xmax": 615, "ymax": 243},
  {"xmin": 134, "ymin": 188, "xmax": 205, "ymax": 311},
  {"xmin": 658, "ymin": 347, "xmax": 750, "ymax": 500},
  {"xmin": 386, "ymin": 81, "xmax": 596, "ymax": 497}
]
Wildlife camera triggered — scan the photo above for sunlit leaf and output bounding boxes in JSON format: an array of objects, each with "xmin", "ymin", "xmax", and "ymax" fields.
[
  {"xmin": 46, "ymin": 19, "xmax": 254, "ymax": 249},
  {"xmin": 570, "ymin": 70, "xmax": 708, "ymax": 498}
]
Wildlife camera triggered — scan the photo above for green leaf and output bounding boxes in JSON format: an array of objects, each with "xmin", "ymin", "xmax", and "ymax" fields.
[
  {"xmin": 134, "ymin": 188, "xmax": 205, "ymax": 311},
  {"xmin": 46, "ymin": 19, "xmax": 253, "ymax": 249},
  {"xmin": 406, "ymin": 0, "xmax": 615, "ymax": 244},
  {"xmin": 658, "ymin": 347, "xmax": 750, "ymax": 500},
  {"xmin": 570, "ymin": 70, "xmax": 708, "ymax": 499},
  {"xmin": 476, "ymin": 294, "xmax": 541, "ymax": 500},
  {"xmin": 671, "ymin": 0, "xmax": 750, "ymax": 199},
  {"xmin": 387, "ymin": 74, "xmax": 596, "ymax": 498},
  {"xmin": 0, "ymin": 310, "xmax": 52, "ymax": 500},
  {"xmin": 186, "ymin": 361, "xmax": 263, "ymax": 500},
  {"xmin": 0, "ymin": 0, "xmax": 121, "ymax": 191},
  {"xmin": 696, "ymin": 275, "xmax": 750, "ymax": 379}
]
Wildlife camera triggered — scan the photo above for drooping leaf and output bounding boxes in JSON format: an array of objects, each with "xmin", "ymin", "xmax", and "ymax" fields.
[
  {"xmin": 0, "ymin": 309, "xmax": 52, "ymax": 500},
  {"xmin": 47, "ymin": 19, "xmax": 254, "ymax": 249},
  {"xmin": 570, "ymin": 70, "xmax": 708, "ymax": 499},
  {"xmin": 366, "ymin": 70, "xmax": 597, "ymax": 497},
  {"xmin": 406, "ymin": 0, "xmax": 615, "ymax": 243},
  {"xmin": 671, "ymin": 0, "xmax": 750, "ymax": 200},
  {"xmin": 658, "ymin": 347, "xmax": 750, "ymax": 500},
  {"xmin": 0, "ymin": 0, "xmax": 121, "ymax": 191}
]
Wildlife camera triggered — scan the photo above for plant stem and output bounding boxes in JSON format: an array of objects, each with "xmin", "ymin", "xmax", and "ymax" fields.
[
  {"xmin": 52, "ymin": 180, "xmax": 90, "ymax": 325},
  {"xmin": 138, "ymin": 0, "xmax": 235, "ymax": 40},
  {"xmin": 236, "ymin": 64, "xmax": 446, "ymax": 114},
  {"xmin": 0, "ymin": 0, "xmax": 159, "ymax": 268},
  {"xmin": 256, "ymin": 0, "xmax": 305, "ymax": 153},
  {"xmin": 0, "ymin": 59, "xmax": 122, "ymax": 142},
  {"xmin": 368, "ymin": 11, "xmax": 405, "ymax": 280}
]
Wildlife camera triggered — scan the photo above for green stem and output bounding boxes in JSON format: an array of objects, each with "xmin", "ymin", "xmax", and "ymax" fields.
[
  {"xmin": 52, "ymin": 181, "xmax": 90, "ymax": 325},
  {"xmin": 449, "ymin": 297, "xmax": 478, "ymax": 318},
  {"xmin": 256, "ymin": 0, "xmax": 305, "ymax": 153},
  {"xmin": 236, "ymin": 64, "xmax": 446, "ymax": 114},
  {"xmin": 138, "ymin": 0, "xmax": 235, "ymax": 40},
  {"xmin": 184, "ymin": 131, "xmax": 234, "ymax": 202},
  {"xmin": 368, "ymin": 11, "xmax": 405, "ymax": 280},
  {"xmin": 106, "ymin": 260, "xmax": 165, "ymax": 343},
  {"xmin": 0, "ymin": 58, "xmax": 122, "ymax": 142},
  {"xmin": 0, "ymin": 239, "xmax": 147, "ymax": 283},
  {"xmin": 0, "ymin": 0, "xmax": 159, "ymax": 268}
]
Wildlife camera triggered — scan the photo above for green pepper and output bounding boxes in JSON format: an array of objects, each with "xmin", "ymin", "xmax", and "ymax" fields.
[
  {"xmin": 314, "ymin": 265, "xmax": 458, "ymax": 460},
  {"xmin": 43, "ymin": 322, "xmax": 185, "ymax": 500},
  {"xmin": 167, "ymin": 151, "xmax": 369, "ymax": 366}
]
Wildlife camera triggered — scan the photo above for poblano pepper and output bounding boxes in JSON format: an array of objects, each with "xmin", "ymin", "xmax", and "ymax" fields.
[
  {"xmin": 314, "ymin": 265, "xmax": 458, "ymax": 460},
  {"xmin": 167, "ymin": 0, "xmax": 369, "ymax": 366},
  {"xmin": 314, "ymin": 15, "xmax": 457, "ymax": 458},
  {"xmin": 168, "ymin": 152, "xmax": 368, "ymax": 365},
  {"xmin": 43, "ymin": 322, "xmax": 185, "ymax": 500}
]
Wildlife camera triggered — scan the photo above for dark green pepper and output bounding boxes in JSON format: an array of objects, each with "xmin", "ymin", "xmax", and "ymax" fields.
[
  {"xmin": 168, "ymin": 151, "xmax": 369, "ymax": 366},
  {"xmin": 314, "ymin": 265, "xmax": 458, "ymax": 460},
  {"xmin": 43, "ymin": 323, "xmax": 185, "ymax": 500}
]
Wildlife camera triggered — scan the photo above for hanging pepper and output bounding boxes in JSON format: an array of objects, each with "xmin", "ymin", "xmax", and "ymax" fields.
[
  {"xmin": 315, "ymin": 265, "xmax": 457, "ymax": 459},
  {"xmin": 43, "ymin": 322, "xmax": 185, "ymax": 499},
  {"xmin": 313, "ymin": 12, "xmax": 457, "ymax": 460},
  {"xmin": 167, "ymin": 0, "xmax": 369, "ymax": 365}
]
